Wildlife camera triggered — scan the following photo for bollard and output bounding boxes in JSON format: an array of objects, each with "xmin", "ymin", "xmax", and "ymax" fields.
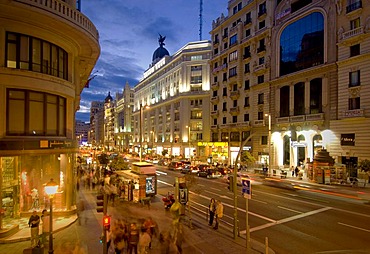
[{"xmin": 265, "ymin": 237, "xmax": 269, "ymax": 254}]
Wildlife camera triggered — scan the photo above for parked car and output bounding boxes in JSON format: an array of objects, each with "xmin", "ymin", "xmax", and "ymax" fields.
[
  {"xmin": 180, "ymin": 164, "xmax": 196, "ymax": 174},
  {"xmin": 168, "ymin": 161, "xmax": 184, "ymax": 171},
  {"xmin": 158, "ymin": 159, "xmax": 169, "ymax": 166}
]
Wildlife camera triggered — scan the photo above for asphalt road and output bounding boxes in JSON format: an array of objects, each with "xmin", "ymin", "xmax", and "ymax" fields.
[{"xmin": 156, "ymin": 165, "xmax": 370, "ymax": 254}]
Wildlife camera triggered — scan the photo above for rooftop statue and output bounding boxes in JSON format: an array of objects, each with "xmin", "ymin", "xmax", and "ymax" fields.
[{"xmin": 158, "ymin": 34, "xmax": 166, "ymax": 47}]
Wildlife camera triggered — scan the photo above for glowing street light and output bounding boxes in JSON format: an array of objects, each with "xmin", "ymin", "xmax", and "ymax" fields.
[
  {"xmin": 139, "ymin": 104, "xmax": 149, "ymax": 162},
  {"xmin": 265, "ymin": 113, "xmax": 271, "ymax": 175},
  {"xmin": 44, "ymin": 179, "xmax": 58, "ymax": 254},
  {"xmin": 186, "ymin": 125, "xmax": 191, "ymax": 159}
]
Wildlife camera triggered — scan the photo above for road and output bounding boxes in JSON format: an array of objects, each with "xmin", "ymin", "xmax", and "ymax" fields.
[{"xmin": 156, "ymin": 165, "xmax": 370, "ymax": 254}]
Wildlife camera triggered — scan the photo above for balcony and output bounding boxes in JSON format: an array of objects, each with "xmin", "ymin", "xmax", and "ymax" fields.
[
  {"xmin": 211, "ymin": 96, "xmax": 219, "ymax": 103},
  {"xmin": 211, "ymin": 110, "xmax": 219, "ymax": 116},
  {"xmin": 276, "ymin": 117, "xmax": 289, "ymax": 124},
  {"xmin": 290, "ymin": 115, "xmax": 305, "ymax": 122},
  {"xmin": 244, "ymin": 19, "xmax": 252, "ymax": 26},
  {"xmin": 306, "ymin": 113, "xmax": 324, "ymax": 121},
  {"xmin": 254, "ymin": 120, "xmax": 265, "ymax": 126},
  {"xmin": 257, "ymin": 46, "xmax": 266, "ymax": 53},
  {"xmin": 254, "ymin": 63, "xmax": 265, "ymax": 73},
  {"xmin": 230, "ymin": 106, "xmax": 240, "ymax": 115},
  {"xmin": 212, "ymin": 63, "xmax": 228, "ymax": 73},
  {"xmin": 211, "ymin": 82, "xmax": 219, "ymax": 90},
  {"xmin": 230, "ymin": 90, "xmax": 240, "ymax": 99},
  {"xmin": 236, "ymin": 121, "xmax": 250, "ymax": 127},
  {"xmin": 243, "ymin": 52, "xmax": 251, "ymax": 59},
  {"xmin": 211, "ymin": 125, "xmax": 218, "ymax": 129},
  {"xmin": 340, "ymin": 26, "xmax": 365, "ymax": 42},
  {"xmin": 342, "ymin": 109, "xmax": 364, "ymax": 118}
]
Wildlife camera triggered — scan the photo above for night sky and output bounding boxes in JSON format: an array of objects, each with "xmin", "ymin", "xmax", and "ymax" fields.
[{"xmin": 76, "ymin": 0, "xmax": 227, "ymax": 122}]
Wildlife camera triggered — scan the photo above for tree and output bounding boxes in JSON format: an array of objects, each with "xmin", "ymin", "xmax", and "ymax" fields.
[
  {"xmin": 240, "ymin": 151, "xmax": 256, "ymax": 166},
  {"xmin": 358, "ymin": 159, "xmax": 370, "ymax": 183},
  {"xmin": 97, "ymin": 153, "xmax": 109, "ymax": 166},
  {"xmin": 110, "ymin": 156, "xmax": 129, "ymax": 171}
]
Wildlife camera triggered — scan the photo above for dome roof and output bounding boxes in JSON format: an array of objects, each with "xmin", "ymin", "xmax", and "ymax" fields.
[
  {"xmin": 152, "ymin": 47, "xmax": 169, "ymax": 62},
  {"xmin": 152, "ymin": 34, "xmax": 169, "ymax": 63},
  {"xmin": 104, "ymin": 92, "xmax": 113, "ymax": 103}
]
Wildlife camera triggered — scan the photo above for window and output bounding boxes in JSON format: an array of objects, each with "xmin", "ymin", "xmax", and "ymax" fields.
[
  {"xmin": 221, "ymin": 132, "xmax": 229, "ymax": 141},
  {"xmin": 258, "ymin": 75, "xmax": 264, "ymax": 84},
  {"xmin": 223, "ymin": 73, "xmax": 227, "ymax": 81},
  {"xmin": 280, "ymin": 12, "xmax": 324, "ymax": 76},
  {"xmin": 258, "ymin": 93, "xmax": 264, "ymax": 104},
  {"xmin": 214, "ymin": 48, "xmax": 219, "ymax": 55},
  {"xmin": 191, "ymin": 66, "xmax": 202, "ymax": 71},
  {"xmin": 191, "ymin": 55, "xmax": 202, "ymax": 61},
  {"xmin": 213, "ymin": 104, "xmax": 217, "ymax": 111},
  {"xmin": 258, "ymin": 2, "xmax": 267, "ymax": 16},
  {"xmin": 223, "ymin": 102, "xmax": 227, "ymax": 111},
  {"xmin": 280, "ymin": 85, "xmax": 290, "ymax": 117},
  {"xmin": 244, "ymin": 80, "xmax": 250, "ymax": 90},
  {"xmin": 229, "ymin": 50, "xmax": 238, "ymax": 62},
  {"xmin": 258, "ymin": 111, "xmax": 264, "ymax": 120},
  {"xmin": 232, "ymin": 116, "xmax": 237, "ymax": 123},
  {"xmin": 244, "ymin": 97, "xmax": 250, "ymax": 107},
  {"xmin": 349, "ymin": 70, "xmax": 360, "ymax": 87},
  {"xmin": 233, "ymin": 100, "xmax": 237, "ymax": 107},
  {"xmin": 244, "ymin": 113, "xmax": 249, "ymax": 121},
  {"xmin": 212, "ymin": 90, "xmax": 217, "ymax": 97},
  {"xmin": 223, "ymin": 28, "xmax": 228, "ymax": 38},
  {"xmin": 245, "ymin": 29, "xmax": 251, "ymax": 37},
  {"xmin": 261, "ymin": 136, "xmax": 268, "ymax": 145},
  {"xmin": 259, "ymin": 20, "xmax": 265, "ymax": 30},
  {"xmin": 350, "ymin": 44, "xmax": 360, "ymax": 57},
  {"xmin": 349, "ymin": 97, "xmax": 360, "ymax": 110},
  {"xmin": 244, "ymin": 63, "xmax": 250, "ymax": 73},
  {"xmin": 245, "ymin": 12, "xmax": 252, "ymax": 24},
  {"xmin": 230, "ymin": 35, "xmax": 238, "ymax": 46},
  {"xmin": 310, "ymin": 78, "xmax": 322, "ymax": 114},
  {"xmin": 257, "ymin": 38, "xmax": 265, "ymax": 52},
  {"xmin": 259, "ymin": 57, "xmax": 265, "ymax": 65},
  {"xmin": 350, "ymin": 18, "xmax": 360, "ymax": 29},
  {"xmin": 346, "ymin": 0, "xmax": 362, "ymax": 14},
  {"xmin": 223, "ymin": 87, "xmax": 227, "ymax": 96},
  {"xmin": 7, "ymin": 89, "xmax": 66, "ymax": 136},
  {"xmin": 242, "ymin": 131, "xmax": 251, "ymax": 141},
  {"xmin": 190, "ymin": 76, "xmax": 202, "ymax": 84},
  {"xmin": 6, "ymin": 32, "xmax": 68, "ymax": 80},
  {"xmin": 294, "ymin": 82, "xmax": 305, "ymax": 115},
  {"xmin": 213, "ymin": 118, "xmax": 217, "ymax": 125},
  {"xmin": 233, "ymin": 84, "xmax": 238, "ymax": 91},
  {"xmin": 222, "ymin": 117, "xmax": 227, "ymax": 124},
  {"xmin": 229, "ymin": 67, "xmax": 237, "ymax": 77},
  {"xmin": 244, "ymin": 46, "xmax": 251, "ymax": 58}
]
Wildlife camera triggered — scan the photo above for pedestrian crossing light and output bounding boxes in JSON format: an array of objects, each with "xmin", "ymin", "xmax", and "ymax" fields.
[
  {"xmin": 103, "ymin": 215, "xmax": 111, "ymax": 229},
  {"xmin": 96, "ymin": 194, "xmax": 104, "ymax": 213}
]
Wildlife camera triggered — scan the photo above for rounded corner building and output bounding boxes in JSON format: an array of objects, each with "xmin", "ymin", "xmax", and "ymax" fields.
[{"xmin": 0, "ymin": 0, "xmax": 100, "ymax": 229}]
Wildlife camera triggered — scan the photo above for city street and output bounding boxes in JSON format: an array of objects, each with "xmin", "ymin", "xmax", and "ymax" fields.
[{"xmin": 156, "ymin": 165, "xmax": 370, "ymax": 254}]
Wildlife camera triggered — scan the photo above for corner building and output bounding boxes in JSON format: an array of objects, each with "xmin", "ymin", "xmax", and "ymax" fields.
[
  {"xmin": 211, "ymin": 0, "xmax": 370, "ymax": 176},
  {"xmin": 0, "ymin": 0, "xmax": 100, "ymax": 226}
]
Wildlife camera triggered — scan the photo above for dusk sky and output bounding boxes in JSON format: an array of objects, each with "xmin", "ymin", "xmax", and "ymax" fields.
[{"xmin": 76, "ymin": 0, "xmax": 227, "ymax": 122}]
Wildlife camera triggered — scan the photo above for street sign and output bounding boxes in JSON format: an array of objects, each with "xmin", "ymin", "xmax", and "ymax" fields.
[{"xmin": 241, "ymin": 178, "xmax": 251, "ymax": 199}]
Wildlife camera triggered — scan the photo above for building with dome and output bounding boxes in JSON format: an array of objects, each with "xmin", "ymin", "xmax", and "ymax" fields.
[
  {"xmin": 133, "ymin": 36, "xmax": 212, "ymax": 160},
  {"xmin": 0, "ymin": 0, "xmax": 100, "ymax": 229}
]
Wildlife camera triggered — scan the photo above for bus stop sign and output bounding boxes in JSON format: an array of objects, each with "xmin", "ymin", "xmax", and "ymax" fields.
[{"xmin": 241, "ymin": 178, "xmax": 251, "ymax": 199}]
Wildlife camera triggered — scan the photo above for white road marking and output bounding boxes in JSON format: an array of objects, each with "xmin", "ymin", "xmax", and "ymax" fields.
[
  {"xmin": 210, "ymin": 187, "xmax": 222, "ymax": 191},
  {"xmin": 277, "ymin": 206, "xmax": 303, "ymax": 213},
  {"xmin": 338, "ymin": 222, "xmax": 370, "ymax": 233},
  {"xmin": 157, "ymin": 180, "xmax": 173, "ymax": 186},
  {"xmin": 156, "ymin": 170, "xmax": 167, "ymax": 175}
]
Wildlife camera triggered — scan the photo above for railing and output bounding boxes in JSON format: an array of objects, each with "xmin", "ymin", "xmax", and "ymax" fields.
[
  {"xmin": 290, "ymin": 115, "xmax": 305, "ymax": 122},
  {"xmin": 306, "ymin": 113, "xmax": 324, "ymax": 121},
  {"xmin": 342, "ymin": 109, "xmax": 364, "ymax": 118},
  {"xmin": 341, "ymin": 26, "xmax": 364, "ymax": 41},
  {"xmin": 254, "ymin": 120, "xmax": 265, "ymax": 126},
  {"xmin": 15, "ymin": 0, "xmax": 99, "ymax": 40}
]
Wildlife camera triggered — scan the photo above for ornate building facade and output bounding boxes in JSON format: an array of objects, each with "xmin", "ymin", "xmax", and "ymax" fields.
[{"xmin": 0, "ymin": 0, "xmax": 100, "ymax": 228}]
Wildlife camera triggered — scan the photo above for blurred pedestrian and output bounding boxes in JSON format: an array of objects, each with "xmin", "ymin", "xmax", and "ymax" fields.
[
  {"xmin": 291, "ymin": 166, "xmax": 295, "ymax": 176},
  {"xmin": 143, "ymin": 216, "xmax": 158, "ymax": 248},
  {"xmin": 138, "ymin": 227, "xmax": 151, "ymax": 254},
  {"xmin": 295, "ymin": 166, "xmax": 299, "ymax": 178},
  {"xmin": 174, "ymin": 223, "xmax": 184, "ymax": 254},
  {"xmin": 28, "ymin": 210, "xmax": 40, "ymax": 247},
  {"xmin": 159, "ymin": 230, "xmax": 171, "ymax": 254},
  {"xmin": 128, "ymin": 223, "xmax": 139, "ymax": 254},
  {"xmin": 77, "ymin": 197, "xmax": 87, "ymax": 225},
  {"xmin": 208, "ymin": 198, "xmax": 216, "ymax": 226},
  {"xmin": 213, "ymin": 200, "xmax": 223, "ymax": 230},
  {"xmin": 41, "ymin": 209, "xmax": 50, "ymax": 247}
]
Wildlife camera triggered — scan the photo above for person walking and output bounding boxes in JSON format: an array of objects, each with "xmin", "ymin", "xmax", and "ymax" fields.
[
  {"xmin": 77, "ymin": 197, "xmax": 87, "ymax": 225},
  {"xmin": 213, "ymin": 200, "xmax": 223, "ymax": 230},
  {"xmin": 208, "ymin": 198, "xmax": 216, "ymax": 226},
  {"xmin": 28, "ymin": 210, "xmax": 40, "ymax": 247},
  {"xmin": 291, "ymin": 166, "xmax": 295, "ymax": 176},
  {"xmin": 127, "ymin": 223, "xmax": 139, "ymax": 254},
  {"xmin": 138, "ymin": 227, "xmax": 151, "ymax": 254},
  {"xmin": 41, "ymin": 209, "xmax": 50, "ymax": 247}
]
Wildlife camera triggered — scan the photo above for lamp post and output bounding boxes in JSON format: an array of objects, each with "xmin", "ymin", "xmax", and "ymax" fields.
[
  {"xmin": 44, "ymin": 179, "xmax": 58, "ymax": 254},
  {"xmin": 150, "ymin": 130, "xmax": 155, "ymax": 156},
  {"xmin": 186, "ymin": 126, "xmax": 191, "ymax": 159},
  {"xmin": 265, "ymin": 113, "xmax": 271, "ymax": 175},
  {"xmin": 139, "ymin": 104, "xmax": 149, "ymax": 162}
]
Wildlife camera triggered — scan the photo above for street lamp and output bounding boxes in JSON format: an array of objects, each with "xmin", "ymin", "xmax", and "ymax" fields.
[
  {"xmin": 139, "ymin": 104, "xmax": 149, "ymax": 162},
  {"xmin": 150, "ymin": 130, "xmax": 155, "ymax": 155},
  {"xmin": 44, "ymin": 179, "xmax": 58, "ymax": 254},
  {"xmin": 186, "ymin": 126, "xmax": 191, "ymax": 159},
  {"xmin": 265, "ymin": 113, "xmax": 271, "ymax": 175}
]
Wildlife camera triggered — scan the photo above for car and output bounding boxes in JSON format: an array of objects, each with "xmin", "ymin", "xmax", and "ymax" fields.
[
  {"xmin": 158, "ymin": 159, "xmax": 169, "ymax": 166},
  {"xmin": 168, "ymin": 161, "xmax": 184, "ymax": 171},
  {"xmin": 197, "ymin": 166, "xmax": 222, "ymax": 178},
  {"xmin": 224, "ymin": 171, "xmax": 254, "ymax": 186},
  {"xmin": 180, "ymin": 164, "xmax": 195, "ymax": 174}
]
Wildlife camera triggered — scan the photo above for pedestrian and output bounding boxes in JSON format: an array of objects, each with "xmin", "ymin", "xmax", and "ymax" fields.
[
  {"xmin": 208, "ymin": 198, "xmax": 216, "ymax": 226},
  {"xmin": 143, "ymin": 216, "xmax": 158, "ymax": 248},
  {"xmin": 158, "ymin": 230, "xmax": 172, "ymax": 254},
  {"xmin": 28, "ymin": 210, "xmax": 40, "ymax": 247},
  {"xmin": 41, "ymin": 209, "xmax": 50, "ymax": 247},
  {"xmin": 77, "ymin": 197, "xmax": 87, "ymax": 225},
  {"xmin": 127, "ymin": 223, "xmax": 139, "ymax": 254},
  {"xmin": 174, "ymin": 223, "xmax": 184, "ymax": 254},
  {"xmin": 291, "ymin": 166, "xmax": 295, "ymax": 176},
  {"xmin": 295, "ymin": 166, "xmax": 300, "ymax": 177},
  {"xmin": 213, "ymin": 200, "xmax": 223, "ymax": 230},
  {"xmin": 138, "ymin": 227, "xmax": 151, "ymax": 254}
]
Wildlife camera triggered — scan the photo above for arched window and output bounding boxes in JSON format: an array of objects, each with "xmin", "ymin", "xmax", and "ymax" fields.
[{"xmin": 280, "ymin": 12, "xmax": 324, "ymax": 76}]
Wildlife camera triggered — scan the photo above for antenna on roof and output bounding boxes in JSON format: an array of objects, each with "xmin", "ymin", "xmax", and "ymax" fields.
[{"xmin": 199, "ymin": 0, "xmax": 203, "ymax": 41}]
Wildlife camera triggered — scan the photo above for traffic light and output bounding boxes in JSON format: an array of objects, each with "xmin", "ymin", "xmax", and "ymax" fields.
[
  {"xmin": 103, "ymin": 215, "xmax": 111, "ymax": 230},
  {"xmin": 96, "ymin": 194, "xmax": 104, "ymax": 213}
]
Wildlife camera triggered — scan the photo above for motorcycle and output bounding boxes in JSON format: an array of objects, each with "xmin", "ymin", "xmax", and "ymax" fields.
[{"xmin": 162, "ymin": 192, "xmax": 175, "ymax": 209}]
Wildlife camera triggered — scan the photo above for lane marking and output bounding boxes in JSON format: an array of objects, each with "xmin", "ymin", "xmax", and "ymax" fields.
[
  {"xmin": 338, "ymin": 222, "xmax": 370, "ymax": 233},
  {"xmin": 157, "ymin": 180, "xmax": 173, "ymax": 186},
  {"xmin": 277, "ymin": 206, "xmax": 302, "ymax": 214},
  {"xmin": 210, "ymin": 187, "xmax": 222, "ymax": 191},
  {"xmin": 156, "ymin": 170, "xmax": 167, "ymax": 175}
]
